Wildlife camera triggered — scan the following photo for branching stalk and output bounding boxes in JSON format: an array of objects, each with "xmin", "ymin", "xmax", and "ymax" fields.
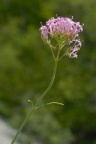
[{"xmin": 11, "ymin": 49, "xmax": 60, "ymax": 144}]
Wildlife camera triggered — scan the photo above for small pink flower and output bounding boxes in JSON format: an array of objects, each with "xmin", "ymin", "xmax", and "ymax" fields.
[{"xmin": 40, "ymin": 26, "xmax": 48, "ymax": 40}]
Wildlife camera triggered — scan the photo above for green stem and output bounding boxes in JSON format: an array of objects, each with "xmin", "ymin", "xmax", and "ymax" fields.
[
  {"xmin": 11, "ymin": 107, "xmax": 34, "ymax": 144},
  {"xmin": 11, "ymin": 49, "xmax": 60, "ymax": 144},
  {"xmin": 35, "ymin": 60, "xmax": 58, "ymax": 107},
  {"xmin": 35, "ymin": 48, "xmax": 61, "ymax": 107}
]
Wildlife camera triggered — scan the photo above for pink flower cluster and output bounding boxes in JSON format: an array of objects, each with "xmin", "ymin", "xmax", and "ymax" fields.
[{"xmin": 40, "ymin": 16, "xmax": 83, "ymax": 58}]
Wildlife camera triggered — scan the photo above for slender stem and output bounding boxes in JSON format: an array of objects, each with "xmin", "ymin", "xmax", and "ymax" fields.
[
  {"xmin": 35, "ymin": 60, "xmax": 58, "ymax": 107},
  {"xmin": 11, "ymin": 107, "xmax": 34, "ymax": 144},
  {"xmin": 35, "ymin": 48, "xmax": 61, "ymax": 107},
  {"xmin": 58, "ymin": 52, "xmax": 67, "ymax": 61},
  {"xmin": 11, "ymin": 49, "xmax": 60, "ymax": 144},
  {"xmin": 50, "ymin": 46, "xmax": 56, "ymax": 61}
]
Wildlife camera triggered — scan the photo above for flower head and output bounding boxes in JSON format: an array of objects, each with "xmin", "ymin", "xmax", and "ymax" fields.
[{"xmin": 40, "ymin": 16, "xmax": 83, "ymax": 59}]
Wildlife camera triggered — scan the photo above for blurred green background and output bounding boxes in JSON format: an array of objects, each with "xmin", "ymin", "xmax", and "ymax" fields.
[{"xmin": 0, "ymin": 0, "xmax": 96, "ymax": 144}]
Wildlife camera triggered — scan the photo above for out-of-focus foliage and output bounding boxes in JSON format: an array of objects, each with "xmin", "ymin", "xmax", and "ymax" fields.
[{"xmin": 0, "ymin": 0, "xmax": 96, "ymax": 144}]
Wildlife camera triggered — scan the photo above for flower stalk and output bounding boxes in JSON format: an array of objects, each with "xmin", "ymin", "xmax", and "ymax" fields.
[
  {"xmin": 11, "ymin": 16, "xmax": 83, "ymax": 144},
  {"xmin": 11, "ymin": 48, "xmax": 60, "ymax": 144}
]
